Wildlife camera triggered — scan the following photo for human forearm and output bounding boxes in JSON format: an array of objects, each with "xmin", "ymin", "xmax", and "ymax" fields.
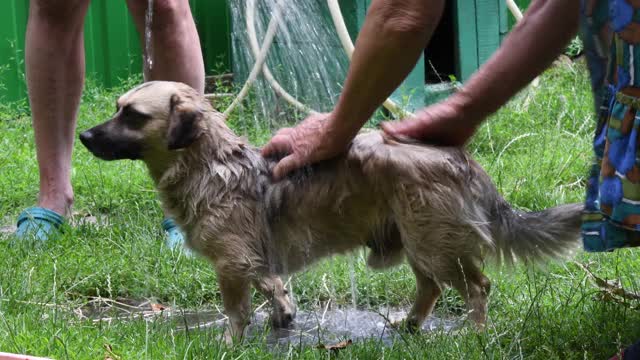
[
  {"xmin": 381, "ymin": 0, "xmax": 581, "ymax": 145},
  {"xmin": 326, "ymin": 0, "xmax": 445, "ymax": 143},
  {"xmin": 451, "ymin": 0, "xmax": 580, "ymax": 123}
]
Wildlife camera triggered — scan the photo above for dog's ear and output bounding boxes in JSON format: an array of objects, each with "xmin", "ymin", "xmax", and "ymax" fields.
[{"xmin": 167, "ymin": 94, "xmax": 204, "ymax": 150}]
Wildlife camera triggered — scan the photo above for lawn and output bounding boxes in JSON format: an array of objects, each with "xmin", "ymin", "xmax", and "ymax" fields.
[{"xmin": 1, "ymin": 62, "xmax": 640, "ymax": 359}]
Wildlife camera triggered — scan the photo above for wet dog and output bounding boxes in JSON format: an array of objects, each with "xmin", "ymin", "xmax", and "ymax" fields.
[{"xmin": 79, "ymin": 81, "xmax": 583, "ymax": 341}]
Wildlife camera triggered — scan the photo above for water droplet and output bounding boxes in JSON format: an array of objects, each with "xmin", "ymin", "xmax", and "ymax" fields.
[{"xmin": 144, "ymin": 0, "xmax": 154, "ymax": 80}]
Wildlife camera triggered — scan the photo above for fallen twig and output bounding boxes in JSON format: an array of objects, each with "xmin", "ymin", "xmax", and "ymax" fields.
[{"xmin": 575, "ymin": 261, "xmax": 640, "ymax": 302}]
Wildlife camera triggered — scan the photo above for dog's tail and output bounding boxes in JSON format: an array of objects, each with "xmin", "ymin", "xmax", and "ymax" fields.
[{"xmin": 489, "ymin": 200, "xmax": 583, "ymax": 264}]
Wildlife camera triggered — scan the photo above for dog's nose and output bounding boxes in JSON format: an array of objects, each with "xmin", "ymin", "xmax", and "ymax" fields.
[{"xmin": 79, "ymin": 130, "xmax": 94, "ymax": 146}]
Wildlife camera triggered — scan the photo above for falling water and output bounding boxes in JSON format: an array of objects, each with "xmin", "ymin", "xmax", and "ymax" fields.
[
  {"xmin": 229, "ymin": 0, "xmax": 350, "ymax": 128},
  {"xmin": 231, "ymin": 0, "xmax": 359, "ymax": 307},
  {"xmin": 143, "ymin": 0, "xmax": 154, "ymax": 81},
  {"xmin": 348, "ymin": 256, "xmax": 358, "ymax": 308}
]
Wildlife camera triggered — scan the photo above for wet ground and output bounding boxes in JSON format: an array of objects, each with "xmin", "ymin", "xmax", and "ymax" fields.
[
  {"xmin": 245, "ymin": 308, "xmax": 459, "ymax": 346},
  {"xmin": 83, "ymin": 298, "xmax": 462, "ymax": 347},
  {"xmin": 0, "ymin": 212, "xmax": 463, "ymax": 347}
]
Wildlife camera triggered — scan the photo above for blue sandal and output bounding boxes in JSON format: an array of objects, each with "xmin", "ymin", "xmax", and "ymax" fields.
[
  {"xmin": 162, "ymin": 218, "xmax": 190, "ymax": 254},
  {"xmin": 15, "ymin": 207, "xmax": 65, "ymax": 242}
]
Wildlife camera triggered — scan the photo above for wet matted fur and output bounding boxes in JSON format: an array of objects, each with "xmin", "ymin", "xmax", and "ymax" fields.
[{"xmin": 79, "ymin": 81, "xmax": 583, "ymax": 341}]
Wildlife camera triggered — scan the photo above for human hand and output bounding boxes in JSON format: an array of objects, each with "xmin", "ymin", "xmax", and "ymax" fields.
[
  {"xmin": 381, "ymin": 98, "xmax": 482, "ymax": 146},
  {"xmin": 261, "ymin": 112, "xmax": 352, "ymax": 180}
]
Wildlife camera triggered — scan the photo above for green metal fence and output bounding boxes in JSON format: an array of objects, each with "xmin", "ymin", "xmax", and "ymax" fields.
[{"xmin": 0, "ymin": 1, "xmax": 28, "ymax": 103}]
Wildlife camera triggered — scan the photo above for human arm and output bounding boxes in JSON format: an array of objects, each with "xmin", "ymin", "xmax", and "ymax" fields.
[
  {"xmin": 262, "ymin": 0, "xmax": 445, "ymax": 179},
  {"xmin": 382, "ymin": 0, "xmax": 581, "ymax": 145}
]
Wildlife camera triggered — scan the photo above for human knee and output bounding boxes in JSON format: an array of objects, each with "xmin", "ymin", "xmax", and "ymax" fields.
[
  {"xmin": 29, "ymin": 0, "xmax": 89, "ymax": 28},
  {"xmin": 153, "ymin": 0, "xmax": 192, "ymax": 28}
]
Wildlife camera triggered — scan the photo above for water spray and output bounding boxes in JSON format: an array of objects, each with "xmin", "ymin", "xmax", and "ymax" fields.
[
  {"xmin": 223, "ymin": 0, "xmax": 287, "ymax": 117},
  {"xmin": 246, "ymin": 0, "xmax": 316, "ymax": 115},
  {"xmin": 224, "ymin": 0, "xmax": 530, "ymax": 118},
  {"xmin": 223, "ymin": 0, "xmax": 414, "ymax": 119},
  {"xmin": 143, "ymin": 0, "xmax": 154, "ymax": 81}
]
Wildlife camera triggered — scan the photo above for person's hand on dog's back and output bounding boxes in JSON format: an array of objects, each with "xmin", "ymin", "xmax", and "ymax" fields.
[
  {"xmin": 384, "ymin": 0, "xmax": 580, "ymax": 146},
  {"xmin": 262, "ymin": 0, "xmax": 442, "ymax": 180},
  {"xmin": 261, "ymin": 112, "xmax": 352, "ymax": 180},
  {"xmin": 262, "ymin": 98, "xmax": 482, "ymax": 180},
  {"xmin": 263, "ymin": 0, "xmax": 579, "ymax": 179},
  {"xmin": 382, "ymin": 96, "xmax": 481, "ymax": 147}
]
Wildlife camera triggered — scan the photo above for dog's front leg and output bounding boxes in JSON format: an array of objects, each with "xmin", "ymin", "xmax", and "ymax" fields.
[
  {"xmin": 218, "ymin": 274, "xmax": 251, "ymax": 344},
  {"xmin": 253, "ymin": 274, "xmax": 296, "ymax": 328}
]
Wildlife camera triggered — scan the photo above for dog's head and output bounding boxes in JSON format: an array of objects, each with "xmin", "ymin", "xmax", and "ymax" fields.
[{"xmin": 79, "ymin": 81, "xmax": 208, "ymax": 161}]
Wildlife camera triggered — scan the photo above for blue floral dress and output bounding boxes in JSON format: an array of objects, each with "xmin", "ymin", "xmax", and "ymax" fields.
[{"xmin": 581, "ymin": 0, "xmax": 640, "ymax": 251}]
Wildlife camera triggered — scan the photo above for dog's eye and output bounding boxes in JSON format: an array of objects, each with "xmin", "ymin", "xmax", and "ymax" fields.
[{"xmin": 121, "ymin": 105, "xmax": 151, "ymax": 129}]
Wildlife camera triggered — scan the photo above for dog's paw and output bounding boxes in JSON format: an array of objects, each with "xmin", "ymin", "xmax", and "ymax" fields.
[
  {"xmin": 223, "ymin": 328, "xmax": 246, "ymax": 346},
  {"xmin": 222, "ymin": 321, "xmax": 249, "ymax": 346},
  {"xmin": 223, "ymin": 329, "xmax": 236, "ymax": 346},
  {"xmin": 271, "ymin": 302, "xmax": 296, "ymax": 328},
  {"xmin": 271, "ymin": 311, "xmax": 295, "ymax": 329},
  {"xmin": 270, "ymin": 290, "xmax": 297, "ymax": 328},
  {"xmin": 390, "ymin": 319, "xmax": 420, "ymax": 334}
]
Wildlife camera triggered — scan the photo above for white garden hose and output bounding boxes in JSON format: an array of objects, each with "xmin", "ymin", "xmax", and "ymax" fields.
[
  {"xmin": 225, "ymin": 0, "xmax": 535, "ymax": 119},
  {"xmin": 223, "ymin": 0, "xmax": 287, "ymax": 116},
  {"xmin": 246, "ymin": 0, "xmax": 317, "ymax": 114},
  {"xmin": 505, "ymin": 0, "xmax": 539, "ymax": 87},
  {"xmin": 225, "ymin": 0, "xmax": 413, "ymax": 120},
  {"xmin": 506, "ymin": 0, "xmax": 524, "ymax": 21}
]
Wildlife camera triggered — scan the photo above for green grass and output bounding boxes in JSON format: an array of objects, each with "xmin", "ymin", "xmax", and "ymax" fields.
[{"xmin": 1, "ymin": 62, "xmax": 640, "ymax": 359}]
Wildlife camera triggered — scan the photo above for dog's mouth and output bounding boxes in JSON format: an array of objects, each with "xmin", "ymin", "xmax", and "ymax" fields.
[{"xmin": 79, "ymin": 129, "xmax": 143, "ymax": 161}]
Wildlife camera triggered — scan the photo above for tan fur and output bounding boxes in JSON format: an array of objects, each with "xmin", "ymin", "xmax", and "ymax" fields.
[{"xmin": 80, "ymin": 81, "xmax": 584, "ymax": 342}]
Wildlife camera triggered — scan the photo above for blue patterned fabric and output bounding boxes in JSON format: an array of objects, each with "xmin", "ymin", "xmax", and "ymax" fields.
[{"xmin": 581, "ymin": 0, "xmax": 640, "ymax": 251}]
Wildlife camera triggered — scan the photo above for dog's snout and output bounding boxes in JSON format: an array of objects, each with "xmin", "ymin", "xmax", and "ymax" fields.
[
  {"xmin": 79, "ymin": 130, "xmax": 94, "ymax": 146},
  {"xmin": 79, "ymin": 128, "xmax": 105, "ymax": 154},
  {"xmin": 79, "ymin": 124, "xmax": 143, "ymax": 161}
]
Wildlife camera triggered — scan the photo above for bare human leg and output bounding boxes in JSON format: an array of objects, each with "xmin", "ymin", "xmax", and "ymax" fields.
[
  {"xmin": 17, "ymin": 0, "xmax": 91, "ymax": 241},
  {"xmin": 125, "ymin": 0, "xmax": 205, "ymax": 93}
]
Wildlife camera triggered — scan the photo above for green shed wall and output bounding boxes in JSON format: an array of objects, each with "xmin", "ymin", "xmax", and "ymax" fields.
[{"xmin": 455, "ymin": 0, "xmax": 509, "ymax": 81}]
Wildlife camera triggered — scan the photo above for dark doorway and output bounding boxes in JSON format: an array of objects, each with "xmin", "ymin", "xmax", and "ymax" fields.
[{"xmin": 424, "ymin": 1, "xmax": 456, "ymax": 83}]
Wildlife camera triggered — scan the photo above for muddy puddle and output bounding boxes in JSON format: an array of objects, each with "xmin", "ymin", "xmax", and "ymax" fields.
[
  {"xmin": 242, "ymin": 308, "xmax": 458, "ymax": 346},
  {"xmin": 83, "ymin": 298, "xmax": 462, "ymax": 347}
]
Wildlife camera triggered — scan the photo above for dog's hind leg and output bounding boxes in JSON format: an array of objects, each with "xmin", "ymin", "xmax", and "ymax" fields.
[
  {"xmin": 253, "ymin": 274, "xmax": 296, "ymax": 328},
  {"xmin": 404, "ymin": 259, "xmax": 442, "ymax": 331},
  {"xmin": 445, "ymin": 258, "xmax": 491, "ymax": 329},
  {"xmin": 392, "ymin": 211, "xmax": 489, "ymax": 329},
  {"xmin": 218, "ymin": 274, "xmax": 252, "ymax": 344}
]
